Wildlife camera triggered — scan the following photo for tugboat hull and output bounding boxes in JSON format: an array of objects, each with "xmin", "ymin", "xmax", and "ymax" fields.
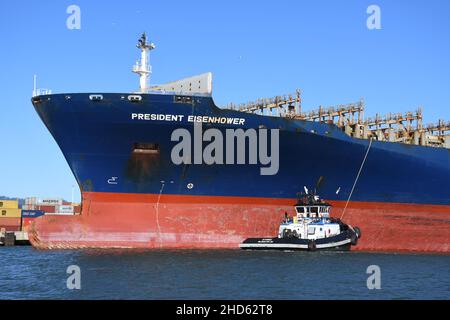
[{"xmin": 240, "ymin": 230, "xmax": 356, "ymax": 251}]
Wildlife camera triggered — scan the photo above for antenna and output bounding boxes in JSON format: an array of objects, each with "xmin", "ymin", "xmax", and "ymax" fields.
[
  {"xmin": 32, "ymin": 75, "xmax": 52, "ymax": 97},
  {"xmin": 132, "ymin": 32, "xmax": 156, "ymax": 93},
  {"xmin": 33, "ymin": 74, "xmax": 37, "ymax": 97}
]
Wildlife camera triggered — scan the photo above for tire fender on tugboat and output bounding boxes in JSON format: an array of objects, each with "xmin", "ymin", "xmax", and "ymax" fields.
[
  {"xmin": 351, "ymin": 233, "xmax": 358, "ymax": 245},
  {"xmin": 308, "ymin": 240, "xmax": 316, "ymax": 251},
  {"xmin": 349, "ymin": 225, "xmax": 361, "ymax": 245},
  {"xmin": 353, "ymin": 226, "xmax": 362, "ymax": 239}
]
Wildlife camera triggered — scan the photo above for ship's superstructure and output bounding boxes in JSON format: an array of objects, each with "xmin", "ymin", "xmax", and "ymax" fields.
[{"xmin": 28, "ymin": 34, "xmax": 450, "ymax": 252}]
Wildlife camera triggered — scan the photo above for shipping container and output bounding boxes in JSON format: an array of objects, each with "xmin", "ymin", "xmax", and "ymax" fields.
[
  {"xmin": 0, "ymin": 208, "xmax": 21, "ymax": 218},
  {"xmin": 0, "ymin": 225, "xmax": 21, "ymax": 232},
  {"xmin": 36, "ymin": 205, "xmax": 56, "ymax": 213},
  {"xmin": 38, "ymin": 198, "xmax": 63, "ymax": 205},
  {"xmin": 0, "ymin": 200, "xmax": 19, "ymax": 209},
  {"xmin": 58, "ymin": 205, "xmax": 74, "ymax": 213},
  {"xmin": 21, "ymin": 210, "xmax": 45, "ymax": 218},
  {"xmin": 25, "ymin": 197, "xmax": 38, "ymax": 205},
  {"xmin": 21, "ymin": 204, "xmax": 36, "ymax": 210},
  {"xmin": 48, "ymin": 212, "xmax": 75, "ymax": 216},
  {"xmin": 0, "ymin": 217, "xmax": 21, "ymax": 229}
]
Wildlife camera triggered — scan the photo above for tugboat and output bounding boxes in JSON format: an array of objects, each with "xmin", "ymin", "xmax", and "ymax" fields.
[{"xmin": 240, "ymin": 189, "xmax": 361, "ymax": 251}]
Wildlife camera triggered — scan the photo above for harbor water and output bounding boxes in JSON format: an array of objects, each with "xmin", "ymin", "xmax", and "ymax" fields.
[{"xmin": 0, "ymin": 247, "xmax": 449, "ymax": 300}]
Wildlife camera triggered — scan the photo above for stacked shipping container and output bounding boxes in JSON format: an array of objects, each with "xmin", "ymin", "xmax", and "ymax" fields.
[
  {"xmin": 22, "ymin": 197, "xmax": 81, "ymax": 215},
  {"xmin": 0, "ymin": 199, "xmax": 21, "ymax": 231},
  {"xmin": 1, "ymin": 198, "xmax": 81, "ymax": 232}
]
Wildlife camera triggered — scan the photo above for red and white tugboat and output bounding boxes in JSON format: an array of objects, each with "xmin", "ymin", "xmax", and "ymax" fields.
[{"xmin": 240, "ymin": 191, "xmax": 361, "ymax": 251}]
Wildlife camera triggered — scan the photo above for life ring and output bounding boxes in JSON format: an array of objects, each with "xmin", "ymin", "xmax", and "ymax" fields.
[{"xmin": 308, "ymin": 240, "xmax": 316, "ymax": 251}]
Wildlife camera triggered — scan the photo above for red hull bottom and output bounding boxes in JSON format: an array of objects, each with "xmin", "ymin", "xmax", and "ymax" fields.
[{"xmin": 29, "ymin": 192, "xmax": 450, "ymax": 253}]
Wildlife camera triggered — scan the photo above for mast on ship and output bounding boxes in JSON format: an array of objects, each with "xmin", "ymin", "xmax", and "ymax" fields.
[{"xmin": 132, "ymin": 32, "xmax": 156, "ymax": 92}]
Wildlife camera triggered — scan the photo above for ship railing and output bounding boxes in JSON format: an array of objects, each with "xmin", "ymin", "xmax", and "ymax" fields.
[
  {"xmin": 425, "ymin": 120, "xmax": 450, "ymax": 134},
  {"xmin": 223, "ymin": 90, "xmax": 301, "ymax": 114},
  {"xmin": 32, "ymin": 88, "xmax": 52, "ymax": 97},
  {"xmin": 294, "ymin": 100, "xmax": 364, "ymax": 125},
  {"xmin": 132, "ymin": 62, "xmax": 151, "ymax": 73},
  {"xmin": 222, "ymin": 91, "xmax": 449, "ymax": 147}
]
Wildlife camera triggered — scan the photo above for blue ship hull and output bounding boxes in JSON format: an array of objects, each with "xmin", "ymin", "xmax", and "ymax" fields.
[{"xmin": 32, "ymin": 93, "xmax": 450, "ymax": 204}]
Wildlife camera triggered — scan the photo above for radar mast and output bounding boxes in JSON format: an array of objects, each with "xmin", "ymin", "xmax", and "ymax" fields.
[{"xmin": 132, "ymin": 32, "xmax": 156, "ymax": 92}]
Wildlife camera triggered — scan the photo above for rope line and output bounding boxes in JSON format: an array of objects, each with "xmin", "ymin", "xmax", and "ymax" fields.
[
  {"xmin": 340, "ymin": 138, "xmax": 373, "ymax": 219},
  {"xmin": 155, "ymin": 181, "xmax": 165, "ymax": 248}
]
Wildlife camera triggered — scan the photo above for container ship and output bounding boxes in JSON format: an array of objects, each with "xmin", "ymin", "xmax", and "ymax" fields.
[{"xmin": 29, "ymin": 34, "xmax": 450, "ymax": 252}]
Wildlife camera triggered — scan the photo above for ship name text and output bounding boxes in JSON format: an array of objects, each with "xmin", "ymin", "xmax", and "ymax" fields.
[{"xmin": 131, "ymin": 113, "xmax": 245, "ymax": 125}]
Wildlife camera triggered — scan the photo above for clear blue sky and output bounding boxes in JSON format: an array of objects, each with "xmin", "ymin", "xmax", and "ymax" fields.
[{"xmin": 1, "ymin": 0, "xmax": 449, "ymax": 202}]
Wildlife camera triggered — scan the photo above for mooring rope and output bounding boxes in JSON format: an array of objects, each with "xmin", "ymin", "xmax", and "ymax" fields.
[
  {"xmin": 155, "ymin": 181, "xmax": 165, "ymax": 248},
  {"xmin": 340, "ymin": 138, "xmax": 373, "ymax": 219}
]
